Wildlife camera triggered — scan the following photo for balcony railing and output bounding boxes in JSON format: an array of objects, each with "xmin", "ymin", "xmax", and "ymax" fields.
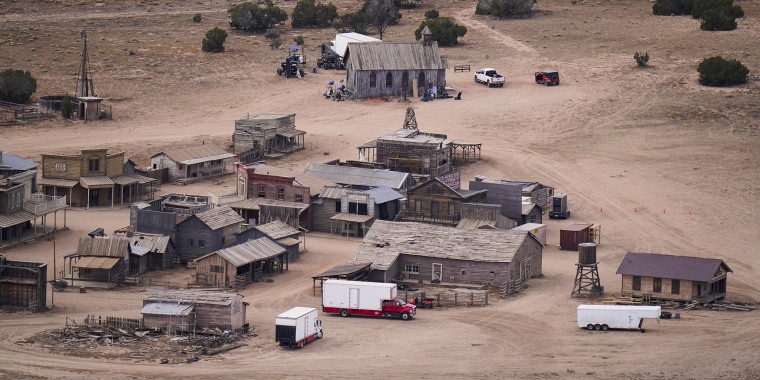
[
  {"xmin": 399, "ymin": 210, "xmax": 460, "ymax": 225},
  {"xmin": 23, "ymin": 194, "xmax": 68, "ymax": 215}
]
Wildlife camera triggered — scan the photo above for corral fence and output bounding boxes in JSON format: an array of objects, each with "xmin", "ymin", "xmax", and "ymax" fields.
[
  {"xmin": 400, "ymin": 289, "xmax": 490, "ymax": 308},
  {"xmin": 82, "ymin": 314, "xmax": 144, "ymax": 330},
  {"xmin": 500, "ymin": 279, "xmax": 523, "ymax": 297}
]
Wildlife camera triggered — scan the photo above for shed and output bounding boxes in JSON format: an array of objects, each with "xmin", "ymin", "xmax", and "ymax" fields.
[
  {"xmin": 193, "ymin": 237, "xmax": 287, "ymax": 288},
  {"xmin": 560, "ymin": 223, "xmax": 592, "ymax": 251},
  {"xmin": 233, "ymin": 220, "xmax": 303, "ymax": 261},
  {"xmin": 0, "ymin": 257, "xmax": 47, "ymax": 312},
  {"xmin": 150, "ymin": 144, "xmax": 235, "ymax": 183},
  {"xmin": 311, "ymin": 261, "xmax": 372, "ymax": 295},
  {"xmin": 512, "ymin": 223, "xmax": 547, "ymax": 246},
  {"xmin": 142, "ymin": 288, "xmax": 247, "ymax": 332}
]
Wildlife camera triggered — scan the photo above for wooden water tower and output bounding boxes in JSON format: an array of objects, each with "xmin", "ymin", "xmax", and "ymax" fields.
[{"xmin": 571, "ymin": 242, "xmax": 603, "ymax": 297}]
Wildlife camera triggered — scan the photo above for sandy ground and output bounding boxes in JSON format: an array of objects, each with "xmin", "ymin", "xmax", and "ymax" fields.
[{"xmin": 1, "ymin": 0, "xmax": 760, "ymax": 378}]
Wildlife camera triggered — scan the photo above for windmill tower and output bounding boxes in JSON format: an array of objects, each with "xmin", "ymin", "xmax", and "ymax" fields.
[
  {"xmin": 76, "ymin": 30, "xmax": 95, "ymax": 98},
  {"xmin": 402, "ymin": 107, "xmax": 418, "ymax": 130},
  {"xmin": 571, "ymin": 243, "xmax": 603, "ymax": 297}
]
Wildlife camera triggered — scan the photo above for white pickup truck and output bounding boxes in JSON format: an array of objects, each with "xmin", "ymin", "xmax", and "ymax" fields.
[{"xmin": 474, "ymin": 68, "xmax": 505, "ymax": 87}]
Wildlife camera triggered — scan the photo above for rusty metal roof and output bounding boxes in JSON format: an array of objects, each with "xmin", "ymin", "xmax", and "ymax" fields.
[
  {"xmin": 195, "ymin": 237, "xmax": 286, "ymax": 267},
  {"xmin": 254, "ymin": 220, "xmax": 299, "ymax": 240},
  {"xmin": 74, "ymin": 256, "xmax": 121, "ymax": 270},
  {"xmin": 616, "ymin": 252, "xmax": 733, "ymax": 283},
  {"xmin": 193, "ymin": 205, "xmax": 244, "ymax": 230}
]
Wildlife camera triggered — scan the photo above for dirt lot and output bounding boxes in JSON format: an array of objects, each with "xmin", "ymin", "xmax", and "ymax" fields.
[{"xmin": 1, "ymin": 0, "xmax": 760, "ymax": 378}]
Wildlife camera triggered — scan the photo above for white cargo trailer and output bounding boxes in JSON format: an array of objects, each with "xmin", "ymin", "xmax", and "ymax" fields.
[
  {"xmin": 275, "ymin": 307, "xmax": 323, "ymax": 348},
  {"xmin": 322, "ymin": 279, "xmax": 416, "ymax": 320},
  {"xmin": 330, "ymin": 33, "xmax": 381, "ymax": 59},
  {"xmin": 577, "ymin": 305, "xmax": 661, "ymax": 332}
]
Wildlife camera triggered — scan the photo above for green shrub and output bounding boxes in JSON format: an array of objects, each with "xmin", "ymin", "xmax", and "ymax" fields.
[
  {"xmin": 395, "ymin": 0, "xmax": 422, "ymax": 9},
  {"xmin": 294, "ymin": 35, "xmax": 305, "ymax": 46},
  {"xmin": 414, "ymin": 17, "xmax": 467, "ymax": 46},
  {"xmin": 700, "ymin": 8, "xmax": 737, "ymax": 30},
  {"xmin": 425, "ymin": 9, "xmax": 440, "ymax": 19},
  {"xmin": 192, "ymin": 13, "xmax": 202, "ymax": 23},
  {"xmin": 634, "ymin": 52, "xmax": 650, "ymax": 67},
  {"xmin": 270, "ymin": 37, "xmax": 283, "ymax": 50},
  {"xmin": 692, "ymin": 0, "xmax": 734, "ymax": 18},
  {"xmin": 229, "ymin": 1, "xmax": 288, "ymax": 33},
  {"xmin": 697, "ymin": 56, "xmax": 748, "ymax": 86},
  {"xmin": 475, "ymin": 0, "xmax": 536, "ymax": 18},
  {"xmin": 334, "ymin": 11, "xmax": 371, "ymax": 34},
  {"xmin": 265, "ymin": 29, "xmax": 281, "ymax": 40},
  {"xmin": 652, "ymin": 0, "xmax": 692, "ymax": 15},
  {"xmin": 61, "ymin": 95, "xmax": 74, "ymax": 119},
  {"xmin": 202, "ymin": 27, "xmax": 228, "ymax": 53},
  {"xmin": 291, "ymin": 0, "xmax": 338, "ymax": 28},
  {"xmin": 0, "ymin": 69, "xmax": 37, "ymax": 104}
]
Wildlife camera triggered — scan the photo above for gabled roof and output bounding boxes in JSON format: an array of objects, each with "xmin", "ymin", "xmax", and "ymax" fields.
[
  {"xmin": 349, "ymin": 220, "xmax": 539, "ymax": 271},
  {"xmin": 195, "ymin": 237, "xmax": 285, "ymax": 267},
  {"xmin": 247, "ymin": 164, "xmax": 337, "ymax": 197},
  {"xmin": 345, "ymin": 42, "xmax": 446, "ymax": 71},
  {"xmin": 365, "ymin": 187, "xmax": 403, "ymax": 204},
  {"xmin": 76, "ymin": 236, "xmax": 131, "ymax": 258},
  {"xmin": 151, "ymin": 144, "xmax": 234, "ymax": 165},
  {"xmin": 123, "ymin": 232, "xmax": 172, "ymax": 253},
  {"xmin": 408, "ymin": 177, "xmax": 487, "ymax": 200},
  {"xmin": 616, "ymin": 252, "xmax": 733, "ymax": 283},
  {"xmin": 141, "ymin": 302, "xmax": 194, "ymax": 316},
  {"xmin": 191, "ymin": 205, "xmax": 244, "ymax": 230},
  {"xmin": 254, "ymin": 220, "xmax": 299, "ymax": 240},
  {"xmin": 304, "ymin": 163, "xmax": 410, "ymax": 190},
  {"xmin": 144, "ymin": 287, "xmax": 241, "ymax": 305},
  {"xmin": 0, "ymin": 151, "xmax": 38, "ymax": 172}
]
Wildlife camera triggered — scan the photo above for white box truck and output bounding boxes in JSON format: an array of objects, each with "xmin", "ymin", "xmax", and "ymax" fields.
[
  {"xmin": 275, "ymin": 307, "xmax": 323, "ymax": 348},
  {"xmin": 322, "ymin": 279, "xmax": 416, "ymax": 320},
  {"xmin": 577, "ymin": 305, "xmax": 662, "ymax": 332}
]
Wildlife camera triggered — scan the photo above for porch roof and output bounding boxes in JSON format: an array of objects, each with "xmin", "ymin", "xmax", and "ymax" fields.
[
  {"xmin": 79, "ymin": 176, "xmax": 115, "ymax": 189},
  {"xmin": 330, "ymin": 213, "xmax": 374, "ymax": 223},
  {"xmin": 74, "ymin": 256, "xmax": 121, "ymax": 270},
  {"xmin": 38, "ymin": 177, "xmax": 78, "ymax": 188}
]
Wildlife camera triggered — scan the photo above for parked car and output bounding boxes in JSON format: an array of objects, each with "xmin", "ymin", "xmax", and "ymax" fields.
[
  {"xmin": 535, "ymin": 70, "xmax": 560, "ymax": 86},
  {"xmin": 474, "ymin": 68, "xmax": 505, "ymax": 87}
]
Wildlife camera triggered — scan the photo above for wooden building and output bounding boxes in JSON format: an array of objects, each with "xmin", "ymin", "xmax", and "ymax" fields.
[
  {"xmin": 456, "ymin": 203, "xmax": 516, "ymax": 230},
  {"xmin": 150, "ymin": 144, "xmax": 235, "ymax": 184},
  {"xmin": 236, "ymin": 163, "xmax": 336, "ymax": 230},
  {"xmin": 343, "ymin": 40, "xmax": 448, "ymax": 99},
  {"xmin": 130, "ymin": 193, "xmax": 212, "ymax": 256},
  {"xmin": 311, "ymin": 186, "xmax": 376, "ymax": 237},
  {"xmin": 232, "ymin": 114, "xmax": 306, "ymax": 160},
  {"xmin": 616, "ymin": 252, "xmax": 733, "ymax": 303},
  {"xmin": 0, "ymin": 256, "xmax": 47, "ymax": 312},
  {"xmin": 349, "ymin": 220, "xmax": 543, "ymax": 285},
  {"xmin": 142, "ymin": 288, "xmax": 247, "ymax": 332},
  {"xmin": 193, "ymin": 238, "xmax": 287, "ymax": 288},
  {"xmin": 175, "ymin": 205, "xmax": 244, "ymax": 263},
  {"xmin": 304, "ymin": 163, "xmax": 414, "ymax": 193},
  {"xmin": 399, "ymin": 177, "xmax": 488, "ymax": 227},
  {"xmin": 224, "ymin": 197, "xmax": 309, "ymax": 229},
  {"xmin": 63, "ymin": 235, "xmax": 131, "ymax": 287},
  {"xmin": 118, "ymin": 232, "xmax": 175, "ymax": 271},
  {"xmin": 236, "ymin": 220, "xmax": 302, "ymax": 261},
  {"xmin": 0, "ymin": 179, "xmax": 68, "ymax": 249},
  {"xmin": 358, "ymin": 127, "xmax": 453, "ymax": 178},
  {"xmin": 0, "ymin": 151, "xmax": 38, "ymax": 200},
  {"xmin": 470, "ymin": 177, "xmax": 554, "ymax": 225},
  {"xmin": 39, "ymin": 149, "xmax": 156, "ymax": 208}
]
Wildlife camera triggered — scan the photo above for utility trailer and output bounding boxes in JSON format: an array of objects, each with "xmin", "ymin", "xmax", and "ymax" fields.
[
  {"xmin": 577, "ymin": 305, "xmax": 661, "ymax": 333},
  {"xmin": 275, "ymin": 307, "xmax": 323, "ymax": 349}
]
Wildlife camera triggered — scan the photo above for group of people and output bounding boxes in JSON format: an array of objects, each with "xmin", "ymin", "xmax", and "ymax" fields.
[{"xmin": 324, "ymin": 79, "xmax": 347, "ymax": 101}]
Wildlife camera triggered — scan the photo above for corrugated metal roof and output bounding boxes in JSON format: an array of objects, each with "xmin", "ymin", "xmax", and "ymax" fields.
[
  {"xmin": 74, "ymin": 256, "xmax": 121, "ymax": 270},
  {"xmin": 239, "ymin": 114, "xmax": 294, "ymax": 120},
  {"xmin": 76, "ymin": 236, "xmax": 131, "ymax": 258},
  {"xmin": 365, "ymin": 187, "xmax": 403, "ymax": 204},
  {"xmin": 522, "ymin": 203, "xmax": 536, "ymax": 215},
  {"xmin": 248, "ymin": 164, "xmax": 336, "ymax": 197},
  {"xmin": 112, "ymin": 175, "xmax": 139, "ymax": 185},
  {"xmin": 141, "ymin": 302, "xmax": 194, "ymax": 316},
  {"xmin": 37, "ymin": 177, "xmax": 78, "ymax": 187},
  {"xmin": 350, "ymin": 220, "xmax": 535, "ymax": 271},
  {"xmin": 193, "ymin": 205, "xmax": 244, "ymax": 230},
  {"xmin": 0, "ymin": 211, "xmax": 36, "ymax": 228},
  {"xmin": 144, "ymin": 287, "xmax": 241, "ymax": 305},
  {"xmin": 319, "ymin": 186, "xmax": 349, "ymax": 200},
  {"xmin": 254, "ymin": 220, "xmax": 299, "ymax": 240},
  {"xmin": 305, "ymin": 163, "xmax": 410, "ymax": 190},
  {"xmin": 330, "ymin": 213, "xmax": 375, "ymax": 223},
  {"xmin": 0, "ymin": 152, "xmax": 38, "ymax": 171},
  {"xmin": 616, "ymin": 252, "xmax": 732, "ymax": 283},
  {"xmin": 226, "ymin": 197, "xmax": 309, "ymax": 211},
  {"xmin": 195, "ymin": 237, "xmax": 286, "ymax": 267},
  {"xmin": 378, "ymin": 128, "xmax": 451, "ymax": 145},
  {"xmin": 346, "ymin": 42, "xmax": 446, "ymax": 71},
  {"xmin": 121, "ymin": 232, "xmax": 171, "ymax": 254},
  {"xmin": 79, "ymin": 176, "xmax": 115, "ymax": 188},
  {"xmin": 152, "ymin": 144, "xmax": 234, "ymax": 165}
]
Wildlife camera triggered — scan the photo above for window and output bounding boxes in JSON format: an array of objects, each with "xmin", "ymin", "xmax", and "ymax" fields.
[
  {"xmin": 404, "ymin": 265, "xmax": 419, "ymax": 274},
  {"xmin": 152, "ymin": 163, "xmax": 157, "ymax": 170},
  {"xmin": 402, "ymin": 71, "xmax": 409, "ymax": 90},
  {"xmin": 370, "ymin": 71, "xmax": 377, "ymax": 88},
  {"xmin": 418, "ymin": 71, "xmax": 425, "ymax": 88},
  {"xmin": 210, "ymin": 265, "xmax": 224, "ymax": 273},
  {"xmin": 461, "ymin": 270, "xmax": 466, "ymax": 276},
  {"xmin": 277, "ymin": 188, "xmax": 285, "ymax": 200},
  {"xmin": 199, "ymin": 240, "xmax": 205, "ymax": 248},
  {"xmin": 632, "ymin": 276, "xmax": 641, "ymax": 291},
  {"xmin": 385, "ymin": 72, "xmax": 393, "ymax": 87},
  {"xmin": 258, "ymin": 186, "xmax": 266, "ymax": 197},
  {"xmin": 335, "ymin": 201, "xmax": 342, "ymax": 213},
  {"xmin": 672, "ymin": 279, "xmax": 680, "ymax": 295},
  {"xmin": 88, "ymin": 158, "xmax": 100, "ymax": 172},
  {"xmin": 653, "ymin": 277, "xmax": 662, "ymax": 293},
  {"xmin": 295, "ymin": 194, "xmax": 303, "ymax": 203},
  {"xmin": 348, "ymin": 202, "xmax": 369, "ymax": 215},
  {"xmin": 188, "ymin": 239, "xmax": 194, "ymax": 247},
  {"xmin": 414, "ymin": 200, "xmax": 421, "ymax": 212},
  {"xmin": 448, "ymin": 203, "xmax": 455, "ymax": 216}
]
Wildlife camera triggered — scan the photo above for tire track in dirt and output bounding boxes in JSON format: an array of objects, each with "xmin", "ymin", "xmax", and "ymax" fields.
[{"xmin": 455, "ymin": 10, "xmax": 537, "ymax": 55}]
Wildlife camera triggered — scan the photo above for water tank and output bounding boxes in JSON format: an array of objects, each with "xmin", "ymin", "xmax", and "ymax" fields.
[{"xmin": 578, "ymin": 242, "xmax": 597, "ymax": 264}]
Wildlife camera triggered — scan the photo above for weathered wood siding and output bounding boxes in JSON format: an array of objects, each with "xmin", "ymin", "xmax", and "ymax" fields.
[
  {"xmin": 0, "ymin": 261, "xmax": 47, "ymax": 312},
  {"xmin": 105, "ymin": 153, "xmax": 124, "ymax": 177},
  {"xmin": 175, "ymin": 217, "xmax": 225, "ymax": 262},
  {"xmin": 622, "ymin": 275, "xmax": 694, "ymax": 302},
  {"xmin": 195, "ymin": 299, "xmax": 245, "ymax": 330},
  {"xmin": 42, "ymin": 155, "xmax": 81, "ymax": 180},
  {"xmin": 311, "ymin": 199, "xmax": 339, "ymax": 233},
  {"xmin": 143, "ymin": 313, "xmax": 196, "ymax": 332},
  {"xmin": 150, "ymin": 153, "xmax": 181, "ymax": 181},
  {"xmin": 398, "ymin": 255, "xmax": 512, "ymax": 284},
  {"xmin": 348, "ymin": 68, "xmax": 446, "ymax": 98},
  {"xmin": 134, "ymin": 209, "xmax": 177, "ymax": 242},
  {"xmin": 469, "ymin": 181, "xmax": 523, "ymax": 220},
  {"xmin": 194, "ymin": 253, "xmax": 236, "ymax": 286},
  {"xmin": 523, "ymin": 206, "xmax": 543, "ymax": 225},
  {"xmin": 376, "ymin": 138, "xmax": 451, "ymax": 177}
]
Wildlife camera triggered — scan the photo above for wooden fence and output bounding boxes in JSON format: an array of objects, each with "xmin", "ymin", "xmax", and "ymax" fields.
[
  {"xmin": 501, "ymin": 279, "xmax": 523, "ymax": 297},
  {"xmin": 453, "ymin": 65, "xmax": 471, "ymax": 72},
  {"xmin": 84, "ymin": 314, "xmax": 144, "ymax": 330},
  {"xmin": 400, "ymin": 289, "xmax": 490, "ymax": 307}
]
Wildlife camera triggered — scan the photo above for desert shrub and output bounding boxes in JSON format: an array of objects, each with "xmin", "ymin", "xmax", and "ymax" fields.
[
  {"xmin": 362, "ymin": 0, "xmax": 402, "ymax": 40},
  {"xmin": 192, "ymin": 13, "xmax": 202, "ymax": 23},
  {"xmin": 294, "ymin": 35, "xmax": 305, "ymax": 45},
  {"xmin": 634, "ymin": 52, "xmax": 650, "ymax": 67},
  {"xmin": 61, "ymin": 95, "xmax": 74, "ymax": 119},
  {"xmin": 700, "ymin": 8, "xmax": 738, "ymax": 30},
  {"xmin": 414, "ymin": 17, "xmax": 467, "ymax": 46},
  {"xmin": 0, "ymin": 69, "xmax": 37, "ymax": 104},
  {"xmin": 265, "ymin": 29, "xmax": 281, "ymax": 40},
  {"xmin": 425, "ymin": 9, "xmax": 440, "ymax": 19},
  {"xmin": 334, "ymin": 11, "xmax": 371, "ymax": 34},
  {"xmin": 692, "ymin": 0, "xmax": 741, "ymax": 18},
  {"xmin": 229, "ymin": 1, "xmax": 288, "ymax": 33},
  {"xmin": 697, "ymin": 56, "xmax": 748, "ymax": 86},
  {"xmin": 395, "ymin": 0, "xmax": 422, "ymax": 9},
  {"xmin": 652, "ymin": 0, "xmax": 692, "ymax": 15},
  {"xmin": 202, "ymin": 27, "xmax": 227, "ymax": 53},
  {"xmin": 291, "ymin": 0, "xmax": 338, "ymax": 28},
  {"xmin": 270, "ymin": 38, "xmax": 283, "ymax": 50},
  {"xmin": 475, "ymin": 0, "xmax": 536, "ymax": 18}
]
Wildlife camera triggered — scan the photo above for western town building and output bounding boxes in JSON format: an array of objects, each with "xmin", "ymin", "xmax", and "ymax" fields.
[
  {"xmin": 232, "ymin": 114, "xmax": 306, "ymax": 162},
  {"xmin": 304, "ymin": 163, "xmax": 415, "ymax": 193},
  {"xmin": 142, "ymin": 288, "xmax": 248, "ymax": 332},
  {"xmin": 175, "ymin": 205, "xmax": 244, "ymax": 263},
  {"xmin": 235, "ymin": 220, "xmax": 303, "ymax": 261},
  {"xmin": 399, "ymin": 177, "xmax": 488, "ymax": 227},
  {"xmin": 0, "ymin": 256, "xmax": 47, "ymax": 312},
  {"xmin": 469, "ymin": 177, "xmax": 554, "ymax": 225},
  {"xmin": 149, "ymin": 144, "xmax": 235, "ymax": 185},
  {"xmin": 193, "ymin": 237, "xmax": 288, "ymax": 288}
]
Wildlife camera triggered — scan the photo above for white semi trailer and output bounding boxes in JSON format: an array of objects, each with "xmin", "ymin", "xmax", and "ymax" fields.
[{"xmin": 577, "ymin": 305, "xmax": 661, "ymax": 333}]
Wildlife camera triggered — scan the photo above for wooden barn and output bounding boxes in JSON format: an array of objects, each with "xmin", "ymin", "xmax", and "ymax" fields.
[
  {"xmin": 343, "ymin": 39, "xmax": 448, "ymax": 99},
  {"xmin": 193, "ymin": 238, "xmax": 287, "ymax": 288},
  {"xmin": 616, "ymin": 252, "xmax": 733, "ymax": 303},
  {"xmin": 142, "ymin": 288, "xmax": 247, "ymax": 332},
  {"xmin": 235, "ymin": 220, "xmax": 302, "ymax": 261},
  {"xmin": 150, "ymin": 144, "xmax": 235, "ymax": 184},
  {"xmin": 470, "ymin": 177, "xmax": 554, "ymax": 225},
  {"xmin": 399, "ymin": 177, "xmax": 488, "ymax": 226},
  {"xmin": 175, "ymin": 205, "xmax": 244, "ymax": 263},
  {"xmin": 0, "ymin": 256, "xmax": 47, "ymax": 312},
  {"xmin": 349, "ymin": 220, "xmax": 543, "ymax": 285},
  {"xmin": 304, "ymin": 163, "xmax": 414, "ymax": 193},
  {"xmin": 232, "ymin": 114, "xmax": 306, "ymax": 160}
]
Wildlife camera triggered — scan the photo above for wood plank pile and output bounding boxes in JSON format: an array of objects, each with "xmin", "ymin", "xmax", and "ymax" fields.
[{"xmin": 600, "ymin": 296, "xmax": 643, "ymax": 305}]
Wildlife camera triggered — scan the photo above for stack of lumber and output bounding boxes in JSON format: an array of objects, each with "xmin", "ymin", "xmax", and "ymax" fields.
[{"xmin": 600, "ymin": 296, "xmax": 643, "ymax": 305}]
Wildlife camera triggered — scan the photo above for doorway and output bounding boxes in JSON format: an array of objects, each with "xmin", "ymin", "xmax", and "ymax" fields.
[{"xmin": 432, "ymin": 263, "xmax": 442, "ymax": 282}]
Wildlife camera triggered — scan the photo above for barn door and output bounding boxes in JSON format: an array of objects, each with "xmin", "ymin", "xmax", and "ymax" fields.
[
  {"xmin": 432, "ymin": 263, "xmax": 442, "ymax": 282},
  {"xmin": 349, "ymin": 287, "xmax": 360, "ymax": 308}
]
